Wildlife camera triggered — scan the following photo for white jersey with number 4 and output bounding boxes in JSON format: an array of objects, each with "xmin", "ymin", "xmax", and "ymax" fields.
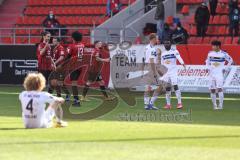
[
  {"xmin": 145, "ymin": 44, "xmax": 159, "ymax": 64},
  {"xmin": 19, "ymin": 91, "xmax": 57, "ymax": 129}
]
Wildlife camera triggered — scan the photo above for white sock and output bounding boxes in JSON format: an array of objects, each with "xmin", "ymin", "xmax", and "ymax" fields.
[
  {"xmin": 175, "ymin": 90, "xmax": 182, "ymax": 104},
  {"xmin": 218, "ymin": 91, "xmax": 224, "ymax": 108},
  {"xmin": 210, "ymin": 93, "xmax": 217, "ymax": 106},
  {"xmin": 166, "ymin": 91, "xmax": 171, "ymax": 105},
  {"xmin": 150, "ymin": 96, "xmax": 158, "ymax": 105},
  {"xmin": 144, "ymin": 96, "xmax": 150, "ymax": 105}
]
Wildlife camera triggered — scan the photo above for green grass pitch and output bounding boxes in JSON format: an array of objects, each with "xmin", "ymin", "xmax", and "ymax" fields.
[{"xmin": 0, "ymin": 86, "xmax": 240, "ymax": 160}]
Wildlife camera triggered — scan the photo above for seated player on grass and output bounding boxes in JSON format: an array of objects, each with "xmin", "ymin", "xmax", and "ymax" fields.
[{"xmin": 19, "ymin": 73, "xmax": 68, "ymax": 129}]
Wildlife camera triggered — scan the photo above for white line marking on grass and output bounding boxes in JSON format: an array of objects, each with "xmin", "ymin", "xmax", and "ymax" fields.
[{"xmin": 0, "ymin": 91, "xmax": 239, "ymax": 101}]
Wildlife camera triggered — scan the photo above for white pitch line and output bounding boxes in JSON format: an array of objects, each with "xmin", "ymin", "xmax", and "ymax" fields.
[{"xmin": 0, "ymin": 91, "xmax": 239, "ymax": 101}]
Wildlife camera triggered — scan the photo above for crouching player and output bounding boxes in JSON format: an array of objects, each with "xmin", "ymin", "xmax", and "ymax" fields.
[
  {"xmin": 19, "ymin": 73, "xmax": 68, "ymax": 129},
  {"xmin": 81, "ymin": 41, "xmax": 113, "ymax": 101},
  {"xmin": 161, "ymin": 39, "xmax": 185, "ymax": 109},
  {"xmin": 206, "ymin": 40, "xmax": 233, "ymax": 110}
]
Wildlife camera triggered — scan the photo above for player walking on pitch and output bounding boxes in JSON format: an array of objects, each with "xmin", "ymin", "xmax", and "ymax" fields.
[
  {"xmin": 161, "ymin": 39, "xmax": 185, "ymax": 109},
  {"xmin": 205, "ymin": 40, "xmax": 233, "ymax": 110},
  {"xmin": 143, "ymin": 33, "xmax": 167, "ymax": 110},
  {"xmin": 19, "ymin": 73, "xmax": 67, "ymax": 129}
]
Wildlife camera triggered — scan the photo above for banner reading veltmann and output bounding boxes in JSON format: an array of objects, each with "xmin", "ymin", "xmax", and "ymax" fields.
[
  {"xmin": 109, "ymin": 45, "xmax": 240, "ymax": 94},
  {"xmin": 0, "ymin": 45, "xmax": 38, "ymax": 84}
]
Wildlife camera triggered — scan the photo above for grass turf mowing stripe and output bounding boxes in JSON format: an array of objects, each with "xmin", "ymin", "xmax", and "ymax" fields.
[{"xmin": 0, "ymin": 91, "xmax": 239, "ymax": 101}]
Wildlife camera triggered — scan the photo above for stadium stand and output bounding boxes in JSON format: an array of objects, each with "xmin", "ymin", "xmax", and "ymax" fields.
[
  {"xmin": 0, "ymin": 0, "xmax": 136, "ymax": 45},
  {"xmin": 177, "ymin": 0, "xmax": 240, "ymax": 44}
]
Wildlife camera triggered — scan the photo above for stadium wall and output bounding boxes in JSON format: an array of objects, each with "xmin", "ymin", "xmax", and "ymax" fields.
[{"xmin": 0, "ymin": 44, "xmax": 239, "ymax": 94}]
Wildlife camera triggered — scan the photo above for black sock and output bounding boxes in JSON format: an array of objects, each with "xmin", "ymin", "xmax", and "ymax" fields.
[
  {"xmin": 56, "ymin": 86, "xmax": 61, "ymax": 97},
  {"xmin": 100, "ymin": 85, "xmax": 108, "ymax": 98},
  {"xmin": 72, "ymin": 86, "xmax": 79, "ymax": 100},
  {"xmin": 62, "ymin": 85, "xmax": 70, "ymax": 95},
  {"xmin": 48, "ymin": 87, "xmax": 53, "ymax": 94},
  {"xmin": 82, "ymin": 85, "xmax": 89, "ymax": 98}
]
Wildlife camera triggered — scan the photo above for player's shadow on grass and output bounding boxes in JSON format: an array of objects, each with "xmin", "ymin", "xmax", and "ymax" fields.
[
  {"xmin": 1, "ymin": 135, "xmax": 240, "ymax": 145},
  {"xmin": 0, "ymin": 128, "xmax": 24, "ymax": 131}
]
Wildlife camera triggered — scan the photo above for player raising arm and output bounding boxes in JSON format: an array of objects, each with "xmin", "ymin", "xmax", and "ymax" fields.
[
  {"xmin": 19, "ymin": 73, "xmax": 67, "ymax": 129},
  {"xmin": 81, "ymin": 41, "xmax": 113, "ymax": 101},
  {"xmin": 161, "ymin": 39, "xmax": 185, "ymax": 109},
  {"xmin": 206, "ymin": 40, "xmax": 233, "ymax": 110}
]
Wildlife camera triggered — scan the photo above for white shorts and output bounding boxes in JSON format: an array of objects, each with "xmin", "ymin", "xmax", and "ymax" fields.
[
  {"xmin": 160, "ymin": 72, "xmax": 178, "ymax": 86},
  {"xmin": 209, "ymin": 76, "xmax": 224, "ymax": 89}
]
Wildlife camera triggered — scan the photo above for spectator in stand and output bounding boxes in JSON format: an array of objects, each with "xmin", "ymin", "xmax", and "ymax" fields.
[
  {"xmin": 42, "ymin": 11, "xmax": 61, "ymax": 36},
  {"xmin": 195, "ymin": 3, "xmax": 210, "ymax": 37},
  {"xmin": 229, "ymin": 7, "xmax": 240, "ymax": 36},
  {"xmin": 107, "ymin": 0, "xmax": 122, "ymax": 17},
  {"xmin": 209, "ymin": 0, "xmax": 218, "ymax": 16},
  {"xmin": 172, "ymin": 22, "xmax": 189, "ymax": 44},
  {"xmin": 154, "ymin": 0, "xmax": 165, "ymax": 41},
  {"xmin": 229, "ymin": 0, "xmax": 239, "ymax": 13},
  {"xmin": 161, "ymin": 23, "xmax": 173, "ymax": 43}
]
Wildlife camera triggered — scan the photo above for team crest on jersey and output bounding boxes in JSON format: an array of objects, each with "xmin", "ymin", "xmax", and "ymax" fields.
[
  {"xmin": 213, "ymin": 62, "xmax": 220, "ymax": 67},
  {"xmin": 165, "ymin": 60, "xmax": 171, "ymax": 64}
]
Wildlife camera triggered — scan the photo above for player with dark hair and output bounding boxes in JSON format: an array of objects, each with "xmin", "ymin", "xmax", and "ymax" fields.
[
  {"xmin": 161, "ymin": 39, "xmax": 185, "ymax": 109},
  {"xmin": 205, "ymin": 40, "xmax": 233, "ymax": 110},
  {"xmin": 50, "ymin": 37, "xmax": 70, "ymax": 97},
  {"xmin": 37, "ymin": 31, "xmax": 55, "ymax": 93},
  {"xmin": 81, "ymin": 41, "xmax": 113, "ymax": 101},
  {"xmin": 65, "ymin": 31, "xmax": 85, "ymax": 106}
]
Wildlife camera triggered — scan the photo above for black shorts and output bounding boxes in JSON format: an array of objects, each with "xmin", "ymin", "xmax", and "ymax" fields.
[
  {"xmin": 48, "ymin": 71, "xmax": 65, "ymax": 81},
  {"xmin": 70, "ymin": 69, "xmax": 81, "ymax": 81},
  {"xmin": 38, "ymin": 70, "xmax": 52, "ymax": 82},
  {"xmin": 88, "ymin": 73, "xmax": 103, "ymax": 82}
]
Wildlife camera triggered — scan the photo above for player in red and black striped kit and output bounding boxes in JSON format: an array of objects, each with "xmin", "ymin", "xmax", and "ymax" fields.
[
  {"xmin": 50, "ymin": 37, "xmax": 70, "ymax": 97},
  {"xmin": 37, "ymin": 31, "xmax": 55, "ymax": 93},
  {"xmin": 81, "ymin": 41, "xmax": 113, "ymax": 101},
  {"xmin": 65, "ymin": 31, "xmax": 85, "ymax": 106}
]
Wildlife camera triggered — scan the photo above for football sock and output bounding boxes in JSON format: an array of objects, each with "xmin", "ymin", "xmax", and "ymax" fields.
[
  {"xmin": 100, "ymin": 85, "xmax": 108, "ymax": 98},
  {"xmin": 55, "ymin": 105, "xmax": 63, "ymax": 123},
  {"xmin": 56, "ymin": 86, "xmax": 61, "ymax": 97},
  {"xmin": 62, "ymin": 85, "xmax": 70, "ymax": 95},
  {"xmin": 150, "ymin": 91, "xmax": 159, "ymax": 105},
  {"xmin": 175, "ymin": 90, "xmax": 182, "ymax": 104},
  {"xmin": 82, "ymin": 85, "xmax": 90, "ymax": 98},
  {"xmin": 72, "ymin": 86, "xmax": 79, "ymax": 100},
  {"xmin": 210, "ymin": 93, "xmax": 217, "ymax": 106},
  {"xmin": 218, "ymin": 91, "xmax": 224, "ymax": 108},
  {"xmin": 144, "ymin": 92, "xmax": 150, "ymax": 105},
  {"xmin": 166, "ymin": 91, "xmax": 171, "ymax": 105}
]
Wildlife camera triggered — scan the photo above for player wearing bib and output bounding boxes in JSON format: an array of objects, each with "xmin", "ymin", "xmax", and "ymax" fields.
[
  {"xmin": 161, "ymin": 40, "xmax": 185, "ymax": 109},
  {"xmin": 19, "ymin": 73, "xmax": 67, "ymax": 129},
  {"xmin": 65, "ymin": 31, "xmax": 85, "ymax": 106},
  {"xmin": 205, "ymin": 40, "xmax": 233, "ymax": 110},
  {"xmin": 143, "ymin": 33, "xmax": 167, "ymax": 110}
]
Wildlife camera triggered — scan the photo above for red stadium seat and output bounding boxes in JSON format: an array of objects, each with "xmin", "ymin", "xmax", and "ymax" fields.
[
  {"xmin": 224, "ymin": 37, "xmax": 232, "ymax": 44},
  {"xmin": 232, "ymin": 37, "xmax": 239, "ymax": 44},
  {"xmin": 181, "ymin": 5, "xmax": 189, "ymax": 15}
]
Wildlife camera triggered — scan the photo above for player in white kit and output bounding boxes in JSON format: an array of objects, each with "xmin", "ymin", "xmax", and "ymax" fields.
[
  {"xmin": 19, "ymin": 73, "xmax": 68, "ymax": 129},
  {"xmin": 143, "ymin": 33, "xmax": 167, "ymax": 110},
  {"xmin": 205, "ymin": 40, "xmax": 233, "ymax": 110},
  {"xmin": 161, "ymin": 40, "xmax": 185, "ymax": 109}
]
